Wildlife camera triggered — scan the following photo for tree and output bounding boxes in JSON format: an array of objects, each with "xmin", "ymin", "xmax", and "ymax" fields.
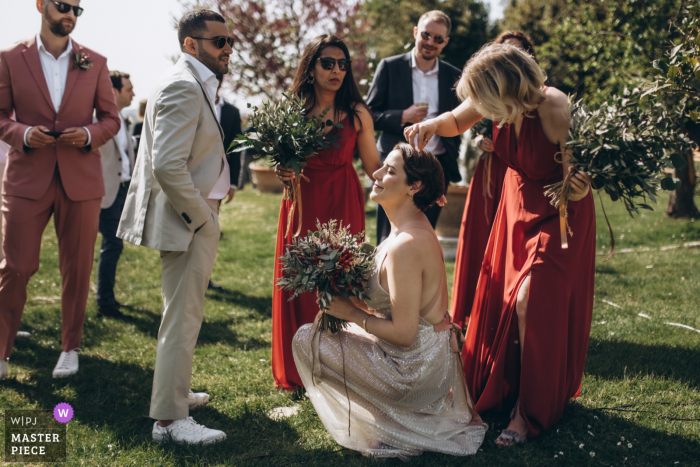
[
  {"xmin": 364, "ymin": 0, "xmax": 495, "ymax": 73},
  {"xmin": 502, "ymin": 0, "xmax": 682, "ymax": 105},
  {"xmin": 185, "ymin": 0, "xmax": 372, "ymax": 99},
  {"xmin": 645, "ymin": 0, "xmax": 700, "ymax": 218}
]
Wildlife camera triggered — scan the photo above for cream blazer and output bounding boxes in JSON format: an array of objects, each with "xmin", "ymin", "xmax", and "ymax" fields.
[
  {"xmin": 117, "ymin": 56, "xmax": 225, "ymax": 251},
  {"xmin": 99, "ymin": 122, "xmax": 135, "ymax": 209}
]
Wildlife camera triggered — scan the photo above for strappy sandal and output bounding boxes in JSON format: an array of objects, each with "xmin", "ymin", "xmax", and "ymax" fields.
[
  {"xmin": 495, "ymin": 400, "xmax": 528, "ymax": 447},
  {"xmin": 495, "ymin": 429, "xmax": 527, "ymax": 446}
]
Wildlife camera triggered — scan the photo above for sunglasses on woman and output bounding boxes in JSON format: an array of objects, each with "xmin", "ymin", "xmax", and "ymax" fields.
[
  {"xmin": 420, "ymin": 31, "xmax": 446, "ymax": 45},
  {"xmin": 51, "ymin": 1, "xmax": 84, "ymax": 17},
  {"xmin": 318, "ymin": 57, "xmax": 352, "ymax": 72},
  {"xmin": 190, "ymin": 36, "xmax": 235, "ymax": 49}
]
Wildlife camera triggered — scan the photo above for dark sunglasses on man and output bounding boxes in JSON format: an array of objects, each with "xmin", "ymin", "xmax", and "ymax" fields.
[
  {"xmin": 50, "ymin": 1, "xmax": 84, "ymax": 17},
  {"xmin": 420, "ymin": 31, "xmax": 446, "ymax": 45},
  {"xmin": 190, "ymin": 36, "xmax": 235, "ymax": 50},
  {"xmin": 318, "ymin": 57, "xmax": 352, "ymax": 72}
]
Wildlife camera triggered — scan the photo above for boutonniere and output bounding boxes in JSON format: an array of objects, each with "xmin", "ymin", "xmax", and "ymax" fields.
[{"xmin": 72, "ymin": 52, "xmax": 92, "ymax": 71}]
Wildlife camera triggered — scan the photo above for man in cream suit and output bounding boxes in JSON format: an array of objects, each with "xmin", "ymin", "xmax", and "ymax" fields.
[
  {"xmin": 117, "ymin": 9, "xmax": 233, "ymax": 445},
  {"xmin": 97, "ymin": 71, "xmax": 135, "ymax": 319}
]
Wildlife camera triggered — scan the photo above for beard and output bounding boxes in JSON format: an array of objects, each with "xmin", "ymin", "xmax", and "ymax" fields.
[
  {"xmin": 197, "ymin": 47, "xmax": 229, "ymax": 76},
  {"xmin": 45, "ymin": 11, "xmax": 75, "ymax": 37},
  {"xmin": 419, "ymin": 45, "xmax": 438, "ymax": 60}
]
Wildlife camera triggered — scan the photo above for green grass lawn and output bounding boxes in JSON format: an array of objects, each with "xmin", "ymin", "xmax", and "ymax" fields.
[{"xmin": 1, "ymin": 188, "xmax": 699, "ymax": 466}]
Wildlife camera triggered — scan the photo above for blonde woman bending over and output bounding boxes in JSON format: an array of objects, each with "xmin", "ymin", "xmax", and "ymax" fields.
[{"xmin": 405, "ymin": 43, "xmax": 595, "ymax": 446}]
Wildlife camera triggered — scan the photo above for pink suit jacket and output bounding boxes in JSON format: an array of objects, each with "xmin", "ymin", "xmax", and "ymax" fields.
[{"xmin": 0, "ymin": 36, "xmax": 120, "ymax": 201}]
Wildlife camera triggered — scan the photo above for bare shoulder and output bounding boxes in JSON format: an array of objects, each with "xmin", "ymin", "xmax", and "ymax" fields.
[
  {"xmin": 538, "ymin": 87, "xmax": 570, "ymax": 142},
  {"xmin": 539, "ymin": 87, "xmax": 569, "ymax": 116},
  {"xmin": 386, "ymin": 228, "xmax": 434, "ymax": 263},
  {"xmin": 352, "ymin": 102, "xmax": 374, "ymax": 131}
]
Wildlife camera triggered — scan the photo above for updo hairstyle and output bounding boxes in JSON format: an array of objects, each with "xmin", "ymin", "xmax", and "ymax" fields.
[{"xmin": 393, "ymin": 143, "xmax": 445, "ymax": 212}]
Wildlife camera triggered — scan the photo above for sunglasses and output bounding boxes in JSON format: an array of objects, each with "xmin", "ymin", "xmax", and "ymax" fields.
[
  {"xmin": 50, "ymin": 1, "xmax": 84, "ymax": 17},
  {"xmin": 318, "ymin": 57, "xmax": 352, "ymax": 72},
  {"xmin": 420, "ymin": 31, "xmax": 446, "ymax": 45},
  {"xmin": 190, "ymin": 36, "xmax": 235, "ymax": 49}
]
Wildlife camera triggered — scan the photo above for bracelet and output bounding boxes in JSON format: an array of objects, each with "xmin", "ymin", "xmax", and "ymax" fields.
[{"xmin": 362, "ymin": 315, "xmax": 370, "ymax": 333}]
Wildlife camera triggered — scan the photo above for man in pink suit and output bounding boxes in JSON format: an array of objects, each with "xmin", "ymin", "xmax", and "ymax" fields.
[{"xmin": 0, "ymin": 0, "xmax": 120, "ymax": 380}]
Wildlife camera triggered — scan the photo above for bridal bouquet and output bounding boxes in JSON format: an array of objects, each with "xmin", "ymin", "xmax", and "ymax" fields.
[
  {"xmin": 471, "ymin": 118, "xmax": 496, "ymax": 202},
  {"xmin": 229, "ymin": 94, "xmax": 344, "ymax": 236},
  {"xmin": 544, "ymin": 93, "xmax": 693, "ymax": 253},
  {"xmin": 276, "ymin": 220, "xmax": 376, "ymax": 334}
]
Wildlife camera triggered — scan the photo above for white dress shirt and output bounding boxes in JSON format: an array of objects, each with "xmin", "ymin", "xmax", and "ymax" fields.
[
  {"xmin": 0, "ymin": 139, "xmax": 9, "ymax": 165},
  {"xmin": 115, "ymin": 114, "xmax": 131, "ymax": 182},
  {"xmin": 23, "ymin": 34, "xmax": 91, "ymax": 147},
  {"xmin": 410, "ymin": 49, "xmax": 445, "ymax": 155},
  {"xmin": 181, "ymin": 54, "xmax": 231, "ymax": 200}
]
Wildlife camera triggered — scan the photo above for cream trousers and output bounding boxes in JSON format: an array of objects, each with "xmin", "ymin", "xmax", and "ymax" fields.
[{"xmin": 149, "ymin": 201, "xmax": 220, "ymax": 420}]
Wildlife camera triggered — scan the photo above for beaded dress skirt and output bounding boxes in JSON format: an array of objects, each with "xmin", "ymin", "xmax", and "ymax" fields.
[{"xmin": 292, "ymin": 240, "xmax": 487, "ymax": 460}]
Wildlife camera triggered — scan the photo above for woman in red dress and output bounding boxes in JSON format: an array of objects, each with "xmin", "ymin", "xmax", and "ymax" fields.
[
  {"xmin": 272, "ymin": 35, "xmax": 381, "ymax": 391},
  {"xmin": 405, "ymin": 44, "xmax": 595, "ymax": 444},
  {"xmin": 450, "ymin": 32, "xmax": 537, "ymax": 328}
]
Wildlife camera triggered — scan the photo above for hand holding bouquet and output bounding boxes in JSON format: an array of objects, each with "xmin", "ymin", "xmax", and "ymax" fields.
[
  {"xmin": 545, "ymin": 92, "xmax": 693, "ymax": 254},
  {"xmin": 276, "ymin": 220, "xmax": 376, "ymax": 333},
  {"xmin": 229, "ymin": 94, "xmax": 344, "ymax": 236}
]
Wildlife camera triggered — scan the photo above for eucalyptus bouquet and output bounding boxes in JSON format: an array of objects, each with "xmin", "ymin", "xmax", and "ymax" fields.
[
  {"xmin": 276, "ymin": 220, "xmax": 376, "ymax": 334},
  {"xmin": 545, "ymin": 92, "xmax": 693, "ymax": 252},
  {"xmin": 230, "ymin": 94, "xmax": 344, "ymax": 236}
]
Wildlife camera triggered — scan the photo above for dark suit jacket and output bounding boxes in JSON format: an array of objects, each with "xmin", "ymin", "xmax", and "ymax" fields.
[
  {"xmin": 366, "ymin": 52, "xmax": 462, "ymax": 183},
  {"xmin": 220, "ymin": 101, "xmax": 242, "ymax": 184}
]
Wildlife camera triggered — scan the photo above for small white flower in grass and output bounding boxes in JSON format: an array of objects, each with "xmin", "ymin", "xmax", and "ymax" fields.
[
  {"xmin": 617, "ymin": 442, "xmax": 621, "ymax": 446},
  {"xmin": 621, "ymin": 436, "xmax": 625, "ymax": 440},
  {"xmin": 579, "ymin": 443, "xmax": 584, "ymax": 449},
  {"xmin": 628, "ymin": 443, "xmax": 633, "ymax": 448},
  {"xmin": 260, "ymin": 359, "xmax": 266, "ymax": 362},
  {"xmin": 587, "ymin": 425, "xmax": 591, "ymax": 428},
  {"xmin": 588, "ymin": 431, "xmax": 594, "ymax": 436},
  {"xmin": 590, "ymin": 452, "xmax": 595, "ymax": 457},
  {"xmin": 108, "ymin": 444, "xmax": 113, "ymax": 450},
  {"xmin": 594, "ymin": 416, "xmax": 598, "ymax": 419},
  {"xmin": 559, "ymin": 452, "xmax": 564, "ymax": 455},
  {"xmin": 554, "ymin": 455, "xmax": 558, "ymax": 458}
]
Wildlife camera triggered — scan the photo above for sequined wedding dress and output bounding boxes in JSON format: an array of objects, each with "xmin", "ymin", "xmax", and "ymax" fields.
[{"xmin": 292, "ymin": 225, "xmax": 487, "ymax": 460}]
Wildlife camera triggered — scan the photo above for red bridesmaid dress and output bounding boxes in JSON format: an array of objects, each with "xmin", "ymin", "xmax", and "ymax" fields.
[
  {"xmin": 450, "ymin": 132, "xmax": 508, "ymax": 328},
  {"xmin": 462, "ymin": 109, "xmax": 596, "ymax": 437},
  {"xmin": 271, "ymin": 117, "xmax": 365, "ymax": 391}
]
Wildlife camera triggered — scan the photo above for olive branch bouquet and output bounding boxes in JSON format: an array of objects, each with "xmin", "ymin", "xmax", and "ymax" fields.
[
  {"xmin": 229, "ymin": 94, "xmax": 344, "ymax": 236},
  {"xmin": 545, "ymin": 92, "xmax": 693, "ymax": 253}
]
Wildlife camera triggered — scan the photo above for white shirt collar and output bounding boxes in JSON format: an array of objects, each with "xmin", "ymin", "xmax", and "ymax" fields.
[
  {"xmin": 181, "ymin": 53, "xmax": 218, "ymax": 102},
  {"xmin": 410, "ymin": 48, "xmax": 439, "ymax": 75},
  {"xmin": 36, "ymin": 33, "xmax": 73, "ymax": 59}
]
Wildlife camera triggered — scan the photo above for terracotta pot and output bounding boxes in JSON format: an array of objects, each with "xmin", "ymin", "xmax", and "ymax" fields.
[
  {"xmin": 435, "ymin": 185, "xmax": 469, "ymax": 260},
  {"xmin": 249, "ymin": 162, "xmax": 285, "ymax": 193}
]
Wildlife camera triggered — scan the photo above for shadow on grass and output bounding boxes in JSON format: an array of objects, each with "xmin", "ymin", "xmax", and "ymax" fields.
[
  {"xmin": 585, "ymin": 338, "xmax": 700, "ymax": 387},
  {"xmin": 78, "ymin": 305, "xmax": 269, "ymax": 352},
  {"xmin": 206, "ymin": 287, "xmax": 273, "ymax": 318}
]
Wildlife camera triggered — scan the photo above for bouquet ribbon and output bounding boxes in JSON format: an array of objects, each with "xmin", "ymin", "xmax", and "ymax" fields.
[{"xmin": 284, "ymin": 171, "xmax": 309, "ymax": 237}]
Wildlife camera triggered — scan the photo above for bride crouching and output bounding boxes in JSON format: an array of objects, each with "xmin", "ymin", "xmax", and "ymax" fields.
[{"xmin": 292, "ymin": 144, "xmax": 487, "ymax": 460}]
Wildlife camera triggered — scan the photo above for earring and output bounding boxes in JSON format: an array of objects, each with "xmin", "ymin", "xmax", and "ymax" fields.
[{"xmin": 308, "ymin": 76, "xmax": 315, "ymax": 84}]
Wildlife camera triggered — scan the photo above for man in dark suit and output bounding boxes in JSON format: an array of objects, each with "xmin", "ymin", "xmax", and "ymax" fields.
[
  {"xmin": 208, "ymin": 77, "xmax": 242, "ymax": 290},
  {"xmin": 366, "ymin": 10, "xmax": 462, "ymax": 244}
]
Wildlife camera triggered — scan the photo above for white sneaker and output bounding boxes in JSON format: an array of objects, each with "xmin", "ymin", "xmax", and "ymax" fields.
[
  {"xmin": 52, "ymin": 350, "xmax": 80, "ymax": 378},
  {"xmin": 152, "ymin": 417, "xmax": 226, "ymax": 445},
  {"xmin": 0, "ymin": 360, "xmax": 8, "ymax": 379},
  {"xmin": 188, "ymin": 390, "xmax": 209, "ymax": 410}
]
